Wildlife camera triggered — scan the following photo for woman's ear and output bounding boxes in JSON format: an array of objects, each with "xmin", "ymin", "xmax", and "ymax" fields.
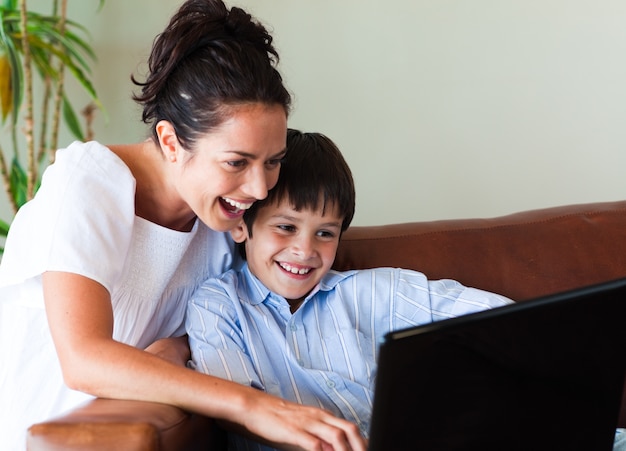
[
  {"xmin": 155, "ymin": 120, "xmax": 179, "ymax": 162},
  {"xmin": 229, "ymin": 221, "xmax": 248, "ymax": 243}
]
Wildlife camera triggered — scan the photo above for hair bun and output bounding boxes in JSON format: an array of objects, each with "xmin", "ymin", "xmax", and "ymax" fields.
[
  {"xmin": 225, "ymin": 7, "xmax": 276, "ymax": 62},
  {"xmin": 132, "ymin": 0, "xmax": 290, "ymax": 148}
]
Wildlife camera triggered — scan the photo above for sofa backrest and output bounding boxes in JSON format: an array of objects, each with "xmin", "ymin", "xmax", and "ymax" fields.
[
  {"xmin": 334, "ymin": 200, "xmax": 626, "ymax": 302},
  {"xmin": 335, "ymin": 200, "xmax": 626, "ymax": 427}
]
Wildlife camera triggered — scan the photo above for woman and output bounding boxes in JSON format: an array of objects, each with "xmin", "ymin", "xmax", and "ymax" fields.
[{"xmin": 0, "ymin": 1, "xmax": 365, "ymax": 450}]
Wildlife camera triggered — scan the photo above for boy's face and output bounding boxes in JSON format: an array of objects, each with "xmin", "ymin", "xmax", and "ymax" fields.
[{"xmin": 231, "ymin": 198, "xmax": 344, "ymax": 310}]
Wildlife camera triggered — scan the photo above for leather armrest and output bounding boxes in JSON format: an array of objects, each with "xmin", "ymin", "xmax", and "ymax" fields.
[{"xmin": 27, "ymin": 397, "xmax": 226, "ymax": 451}]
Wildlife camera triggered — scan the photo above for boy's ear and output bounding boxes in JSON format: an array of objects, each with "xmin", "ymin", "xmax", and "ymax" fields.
[{"xmin": 229, "ymin": 221, "xmax": 248, "ymax": 243}]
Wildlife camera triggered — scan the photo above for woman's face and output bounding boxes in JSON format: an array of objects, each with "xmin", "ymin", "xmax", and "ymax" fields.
[{"xmin": 175, "ymin": 103, "xmax": 288, "ymax": 232}]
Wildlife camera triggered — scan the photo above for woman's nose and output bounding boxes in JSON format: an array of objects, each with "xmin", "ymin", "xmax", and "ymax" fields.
[{"xmin": 243, "ymin": 166, "xmax": 274, "ymax": 200}]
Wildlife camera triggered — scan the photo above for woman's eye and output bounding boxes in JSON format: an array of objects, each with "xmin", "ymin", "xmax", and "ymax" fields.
[
  {"xmin": 227, "ymin": 160, "xmax": 247, "ymax": 168},
  {"xmin": 265, "ymin": 158, "xmax": 286, "ymax": 169}
]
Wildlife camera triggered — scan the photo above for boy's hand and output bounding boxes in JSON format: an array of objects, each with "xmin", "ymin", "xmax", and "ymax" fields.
[{"xmin": 144, "ymin": 336, "xmax": 190, "ymax": 367}]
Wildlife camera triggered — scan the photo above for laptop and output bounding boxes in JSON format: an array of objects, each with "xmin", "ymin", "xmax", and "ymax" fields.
[{"xmin": 368, "ymin": 277, "xmax": 626, "ymax": 451}]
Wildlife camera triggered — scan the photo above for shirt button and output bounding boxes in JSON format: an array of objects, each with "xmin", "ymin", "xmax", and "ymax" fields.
[
  {"xmin": 326, "ymin": 380, "xmax": 336, "ymax": 388},
  {"xmin": 290, "ymin": 324, "xmax": 297, "ymax": 331}
]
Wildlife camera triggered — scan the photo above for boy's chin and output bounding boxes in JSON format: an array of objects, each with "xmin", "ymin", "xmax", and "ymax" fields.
[{"xmin": 282, "ymin": 289, "xmax": 313, "ymax": 306}]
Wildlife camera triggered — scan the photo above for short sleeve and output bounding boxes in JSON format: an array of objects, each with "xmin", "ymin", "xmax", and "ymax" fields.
[{"xmin": 0, "ymin": 141, "xmax": 136, "ymax": 292}]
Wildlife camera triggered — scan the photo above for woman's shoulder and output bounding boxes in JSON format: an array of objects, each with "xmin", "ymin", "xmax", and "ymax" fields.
[
  {"xmin": 52, "ymin": 140, "xmax": 134, "ymax": 180},
  {"xmin": 40, "ymin": 141, "xmax": 136, "ymax": 207},
  {"xmin": 31, "ymin": 141, "xmax": 134, "ymax": 217},
  {"xmin": 0, "ymin": 142, "xmax": 137, "ymax": 287}
]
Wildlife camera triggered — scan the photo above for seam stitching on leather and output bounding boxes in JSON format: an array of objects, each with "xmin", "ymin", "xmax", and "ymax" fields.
[{"xmin": 343, "ymin": 208, "xmax": 626, "ymax": 242}]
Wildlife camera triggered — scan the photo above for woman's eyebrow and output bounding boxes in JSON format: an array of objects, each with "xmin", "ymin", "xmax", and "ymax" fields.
[{"xmin": 223, "ymin": 147, "xmax": 287, "ymax": 160}]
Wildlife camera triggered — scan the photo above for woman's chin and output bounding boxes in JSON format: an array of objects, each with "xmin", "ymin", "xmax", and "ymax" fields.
[{"xmin": 198, "ymin": 211, "xmax": 242, "ymax": 232}]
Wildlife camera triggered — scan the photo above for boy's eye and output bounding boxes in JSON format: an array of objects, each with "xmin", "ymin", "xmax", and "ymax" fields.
[
  {"xmin": 317, "ymin": 230, "xmax": 336, "ymax": 239},
  {"xmin": 277, "ymin": 224, "xmax": 296, "ymax": 232}
]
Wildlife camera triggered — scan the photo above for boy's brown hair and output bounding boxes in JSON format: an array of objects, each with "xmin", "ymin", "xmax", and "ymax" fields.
[{"xmin": 241, "ymin": 128, "xmax": 356, "ymax": 242}]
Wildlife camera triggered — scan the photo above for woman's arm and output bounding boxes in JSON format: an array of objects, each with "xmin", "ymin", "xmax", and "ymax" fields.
[{"xmin": 43, "ymin": 271, "xmax": 366, "ymax": 451}]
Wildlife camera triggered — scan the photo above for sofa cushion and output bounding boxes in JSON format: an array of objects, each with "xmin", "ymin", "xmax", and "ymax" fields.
[{"xmin": 335, "ymin": 200, "xmax": 626, "ymax": 302}]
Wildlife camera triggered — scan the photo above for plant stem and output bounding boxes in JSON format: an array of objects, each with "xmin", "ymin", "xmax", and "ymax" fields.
[
  {"xmin": 0, "ymin": 144, "xmax": 18, "ymax": 213},
  {"xmin": 82, "ymin": 103, "xmax": 96, "ymax": 141},
  {"xmin": 36, "ymin": 77, "xmax": 52, "ymax": 165},
  {"xmin": 49, "ymin": 0, "xmax": 68, "ymax": 163},
  {"xmin": 19, "ymin": 0, "xmax": 35, "ymax": 200}
]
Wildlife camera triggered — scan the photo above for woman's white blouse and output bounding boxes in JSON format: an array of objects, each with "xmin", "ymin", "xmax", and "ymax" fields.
[{"xmin": 0, "ymin": 141, "xmax": 237, "ymax": 450}]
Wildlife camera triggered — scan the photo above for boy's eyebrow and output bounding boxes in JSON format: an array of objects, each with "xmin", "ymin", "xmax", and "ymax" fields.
[
  {"xmin": 272, "ymin": 214, "xmax": 342, "ymax": 228},
  {"xmin": 318, "ymin": 220, "xmax": 343, "ymax": 228},
  {"xmin": 271, "ymin": 214, "xmax": 299, "ymax": 222}
]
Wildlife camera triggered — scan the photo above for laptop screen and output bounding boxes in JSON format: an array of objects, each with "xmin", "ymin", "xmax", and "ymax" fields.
[{"xmin": 369, "ymin": 278, "xmax": 626, "ymax": 451}]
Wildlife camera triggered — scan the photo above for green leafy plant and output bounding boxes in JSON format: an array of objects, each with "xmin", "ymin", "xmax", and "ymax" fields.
[{"xmin": 0, "ymin": 0, "xmax": 104, "ymax": 253}]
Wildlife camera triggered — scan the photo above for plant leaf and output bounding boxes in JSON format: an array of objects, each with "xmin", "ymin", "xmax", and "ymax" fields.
[
  {"xmin": 0, "ymin": 216, "xmax": 9, "ymax": 236},
  {"xmin": 0, "ymin": 8, "xmax": 23, "ymax": 127},
  {"xmin": 0, "ymin": 214, "xmax": 8, "ymax": 254},
  {"xmin": 9, "ymin": 157, "xmax": 27, "ymax": 209},
  {"xmin": 62, "ymin": 94, "xmax": 84, "ymax": 140},
  {"xmin": 0, "ymin": 0, "xmax": 18, "ymax": 11},
  {"xmin": 0, "ymin": 51, "xmax": 11, "ymax": 121},
  {"xmin": 64, "ymin": 61, "xmax": 103, "ymax": 111}
]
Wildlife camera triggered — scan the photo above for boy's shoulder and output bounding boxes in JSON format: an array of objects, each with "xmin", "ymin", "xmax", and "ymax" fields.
[
  {"xmin": 321, "ymin": 267, "xmax": 426, "ymax": 289},
  {"xmin": 199, "ymin": 265, "xmax": 271, "ymax": 305},
  {"xmin": 328, "ymin": 266, "xmax": 423, "ymax": 278},
  {"xmin": 200, "ymin": 266, "xmax": 239, "ymax": 284},
  {"xmin": 194, "ymin": 267, "xmax": 242, "ymax": 298}
]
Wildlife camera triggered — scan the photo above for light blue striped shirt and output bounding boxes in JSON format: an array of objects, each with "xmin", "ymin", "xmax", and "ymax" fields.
[{"xmin": 186, "ymin": 264, "xmax": 512, "ymax": 450}]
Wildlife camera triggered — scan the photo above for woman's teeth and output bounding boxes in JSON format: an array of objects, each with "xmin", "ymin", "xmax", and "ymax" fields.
[
  {"xmin": 280, "ymin": 262, "xmax": 311, "ymax": 275},
  {"xmin": 222, "ymin": 197, "xmax": 253, "ymax": 212}
]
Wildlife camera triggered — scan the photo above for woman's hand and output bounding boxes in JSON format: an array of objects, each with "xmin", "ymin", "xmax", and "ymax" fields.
[
  {"xmin": 222, "ymin": 390, "xmax": 368, "ymax": 451},
  {"xmin": 144, "ymin": 336, "xmax": 190, "ymax": 367}
]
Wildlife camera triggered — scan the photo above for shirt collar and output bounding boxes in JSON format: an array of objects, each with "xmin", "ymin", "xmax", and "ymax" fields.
[{"xmin": 240, "ymin": 263, "xmax": 356, "ymax": 306}]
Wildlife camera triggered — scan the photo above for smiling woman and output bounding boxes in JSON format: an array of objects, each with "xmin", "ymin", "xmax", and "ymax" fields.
[
  {"xmin": 0, "ymin": 1, "xmax": 367, "ymax": 451},
  {"xmin": 124, "ymin": 103, "xmax": 288, "ymax": 232}
]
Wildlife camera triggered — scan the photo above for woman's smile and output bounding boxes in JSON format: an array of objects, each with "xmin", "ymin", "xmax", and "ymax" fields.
[{"xmin": 220, "ymin": 197, "xmax": 254, "ymax": 218}]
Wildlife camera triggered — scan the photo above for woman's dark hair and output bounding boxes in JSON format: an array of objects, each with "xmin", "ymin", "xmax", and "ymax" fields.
[
  {"xmin": 243, "ymin": 129, "xmax": 356, "ymax": 239},
  {"xmin": 132, "ymin": 0, "xmax": 292, "ymax": 149}
]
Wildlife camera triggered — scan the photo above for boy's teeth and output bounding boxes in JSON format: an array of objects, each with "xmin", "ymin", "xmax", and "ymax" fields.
[
  {"xmin": 280, "ymin": 263, "xmax": 310, "ymax": 275},
  {"xmin": 223, "ymin": 198, "xmax": 253, "ymax": 210}
]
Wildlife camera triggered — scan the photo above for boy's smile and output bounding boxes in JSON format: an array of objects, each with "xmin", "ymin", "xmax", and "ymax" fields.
[{"xmin": 231, "ymin": 199, "xmax": 343, "ymax": 311}]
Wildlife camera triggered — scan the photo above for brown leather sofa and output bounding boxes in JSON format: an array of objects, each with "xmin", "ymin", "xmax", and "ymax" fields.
[{"xmin": 27, "ymin": 200, "xmax": 626, "ymax": 450}]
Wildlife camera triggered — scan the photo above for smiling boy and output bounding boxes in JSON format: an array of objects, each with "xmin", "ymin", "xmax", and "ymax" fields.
[{"xmin": 185, "ymin": 129, "xmax": 513, "ymax": 450}]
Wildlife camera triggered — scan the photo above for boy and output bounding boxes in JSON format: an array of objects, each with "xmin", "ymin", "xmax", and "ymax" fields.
[{"xmin": 186, "ymin": 129, "xmax": 513, "ymax": 450}]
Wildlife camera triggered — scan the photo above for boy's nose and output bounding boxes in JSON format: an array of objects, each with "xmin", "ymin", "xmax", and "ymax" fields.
[{"xmin": 292, "ymin": 236, "xmax": 315, "ymax": 259}]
